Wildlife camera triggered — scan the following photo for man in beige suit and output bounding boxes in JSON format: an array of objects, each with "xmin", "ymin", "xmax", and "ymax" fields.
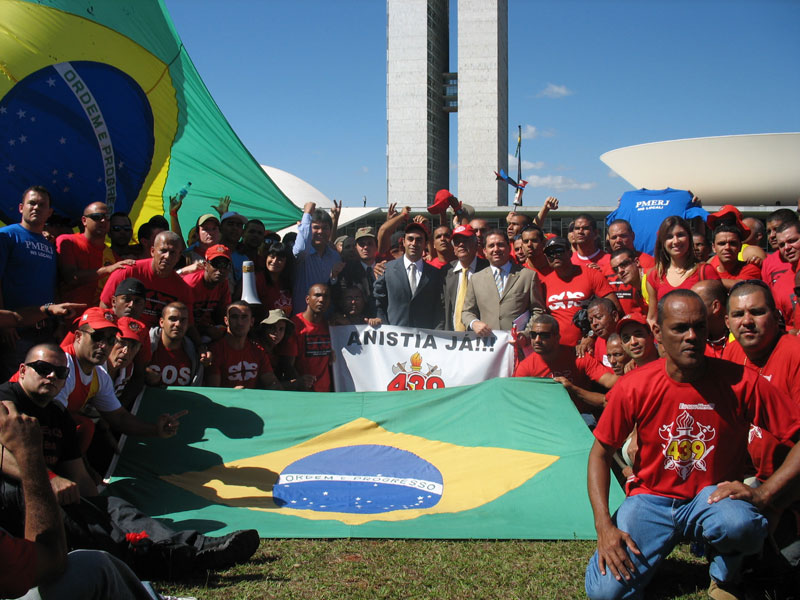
[{"xmin": 461, "ymin": 229, "xmax": 545, "ymax": 337}]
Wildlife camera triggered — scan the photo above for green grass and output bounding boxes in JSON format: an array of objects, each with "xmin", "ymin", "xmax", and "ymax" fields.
[{"xmin": 155, "ymin": 539, "xmax": 714, "ymax": 599}]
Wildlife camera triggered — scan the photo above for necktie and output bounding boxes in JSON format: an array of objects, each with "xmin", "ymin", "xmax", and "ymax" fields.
[
  {"xmin": 454, "ymin": 269, "xmax": 468, "ymax": 331},
  {"xmin": 409, "ymin": 263, "xmax": 418, "ymax": 294},
  {"xmin": 494, "ymin": 267, "xmax": 504, "ymax": 297}
]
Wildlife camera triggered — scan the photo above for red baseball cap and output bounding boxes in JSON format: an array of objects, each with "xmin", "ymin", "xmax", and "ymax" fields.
[
  {"xmin": 707, "ymin": 205, "xmax": 750, "ymax": 238},
  {"xmin": 615, "ymin": 312, "xmax": 651, "ymax": 336},
  {"xmin": 428, "ymin": 189, "xmax": 460, "ymax": 215},
  {"xmin": 452, "ymin": 224, "xmax": 476, "ymax": 239},
  {"xmin": 78, "ymin": 307, "xmax": 119, "ymax": 332},
  {"xmin": 405, "ymin": 221, "xmax": 430, "ymax": 240},
  {"xmin": 117, "ymin": 317, "xmax": 148, "ymax": 345},
  {"xmin": 206, "ymin": 244, "xmax": 232, "ymax": 261}
]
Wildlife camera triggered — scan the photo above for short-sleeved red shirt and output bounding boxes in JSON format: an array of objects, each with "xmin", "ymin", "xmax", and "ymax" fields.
[
  {"xmin": 572, "ymin": 249, "xmax": 607, "ymax": 267},
  {"xmin": 100, "ymin": 259, "xmax": 194, "ymax": 329},
  {"xmin": 770, "ymin": 265, "xmax": 799, "ymax": 330},
  {"xmin": 646, "ymin": 263, "xmax": 720, "ymax": 302},
  {"xmin": 56, "ymin": 232, "xmax": 106, "ymax": 305},
  {"xmin": 708, "ymin": 255, "xmax": 762, "ymax": 281},
  {"xmin": 181, "ymin": 270, "xmax": 231, "ymax": 328},
  {"xmin": 254, "ymin": 273, "xmax": 293, "ymax": 315},
  {"xmin": 762, "ymin": 250, "xmax": 790, "ymax": 288},
  {"xmin": 540, "ymin": 266, "xmax": 616, "ymax": 346},
  {"xmin": 148, "ymin": 343, "xmax": 194, "ymax": 386},
  {"xmin": 207, "ymin": 337, "xmax": 271, "ymax": 388},
  {"xmin": 513, "ymin": 345, "xmax": 613, "ymax": 414},
  {"xmin": 595, "ymin": 358, "xmax": 800, "ymax": 499},
  {"xmin": 291, "ymin": 313, "xmax": 332, "ymax": 392}
]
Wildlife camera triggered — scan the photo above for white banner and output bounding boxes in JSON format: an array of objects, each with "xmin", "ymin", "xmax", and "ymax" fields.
[{"xmin": 331, "ymin": 325, "xmax": 515, "ymax": 392}]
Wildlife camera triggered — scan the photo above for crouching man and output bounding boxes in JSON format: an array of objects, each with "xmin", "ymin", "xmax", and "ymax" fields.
[{"xmin": 585, "ymin": 290, "xmax": 800, "ymax": 600}]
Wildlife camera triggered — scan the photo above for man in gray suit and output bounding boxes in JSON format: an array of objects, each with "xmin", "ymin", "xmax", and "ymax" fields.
[
  {"xmin": 461, "ymin": 229, "xmax": 544, "ymax": 337},
  {"xmin": 443, "ymin": 224, "xmax": 489, "ymax": 331},
  {"xmin": 373, "ymin": 222, "xmax": 444, "ymax": 329}
]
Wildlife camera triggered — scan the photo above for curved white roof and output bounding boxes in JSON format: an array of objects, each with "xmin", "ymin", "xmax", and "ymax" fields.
[
  {"xmin": 601, "ymin": 133, "xmax": 800, "ymax": 206},
  {"xmin": 260, "ymin": 165, "xmax": 334, "ymax": 209}
]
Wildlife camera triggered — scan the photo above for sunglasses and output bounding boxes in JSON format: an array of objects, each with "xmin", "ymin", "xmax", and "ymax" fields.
[
  {"xmin": 209, "ymin": 258, "xmax": 231, "ymax": 269},
  {"xmin": 111, "ymin": 225, "xmax": 132, "ymax": 232},
  {"xmin": 530, "ymin": 331, "xmax": 553, "ymax": 340},
  {"xmin": 83, "ymin": 328, "xmax": 118, "ymax": 345},
  {"xmin": 611, "ymin": 258, "xmax": 635, "ymax": 273},
  {"xmin": 25, "ymin": 360, "xmax": 69, "ymax": 379},
  {"xmin": 544, "ymin": 248, "xmax": 566, "ymax": 258},
  {"xmin": 84, "ymin": 213, "xmax": 109, "ymax": 222}
]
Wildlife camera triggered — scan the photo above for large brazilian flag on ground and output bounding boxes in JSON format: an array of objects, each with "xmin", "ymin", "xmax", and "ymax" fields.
[
  {"xmin": 108, "ymin": 378, "xmax": 625, "ymax": 539},
  {"xmin": 0, "ymin": 0, "xmax": 300, "ymax": 230}
]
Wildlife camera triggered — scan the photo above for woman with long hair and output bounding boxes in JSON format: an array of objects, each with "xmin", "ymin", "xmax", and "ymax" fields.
[
  {"xmin": 645, "ymin": 216, "xmax": 719, "ymax": 328},
  {"xmin": 237, "ymin": 242, "xmax": 294, "ymax": 323}
]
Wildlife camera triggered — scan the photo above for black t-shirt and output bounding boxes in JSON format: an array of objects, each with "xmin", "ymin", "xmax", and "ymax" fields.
[{"xmin": 0, "ymin": 382, "xmax": 81, "ymax": 469}]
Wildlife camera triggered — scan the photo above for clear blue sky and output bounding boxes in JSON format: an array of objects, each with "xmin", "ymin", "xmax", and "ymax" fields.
[{"xmin": 164, "ymin": 0, "xmax": 800, "ymax": 208}]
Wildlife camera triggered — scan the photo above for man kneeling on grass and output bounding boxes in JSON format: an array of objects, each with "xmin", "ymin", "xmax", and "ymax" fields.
[{"xmin": 584, "ymin": 290, "xmax": 800, "ymax": 600}]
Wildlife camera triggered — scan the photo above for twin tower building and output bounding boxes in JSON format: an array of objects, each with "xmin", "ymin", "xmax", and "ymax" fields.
[{"xmin": 387, "ymin": 0, "xmax": 509, "ymax": 210}]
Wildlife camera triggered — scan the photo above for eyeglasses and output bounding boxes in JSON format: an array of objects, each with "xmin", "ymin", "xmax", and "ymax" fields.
[
  {"xmin": 530, "ymin": 331, "xmax": 553, "ymax": 340},
  {"xmin": 209, "ymin": 258, "xmax": 231, "ymax": 269},
  {"xmin": 611, "ymin": 258, "xmax": 635, "ymax": 273},
  {"xmin": 83, "ymin": 328, "xmax": 118, "ymax": 346},
  {"xmin": 84, "ymin": 213, "xmax": 109, "ymax": 222},
  {"xmin": 111, "ymin": 225, "xmax": 132, "ymax": 232},
  {"xmin": 25, "ymin": 360, "xmax": 69, "ymax": 379},
  {"xmin": 544, "ymin": 248, "xmax": 566, "ymax": 259}
]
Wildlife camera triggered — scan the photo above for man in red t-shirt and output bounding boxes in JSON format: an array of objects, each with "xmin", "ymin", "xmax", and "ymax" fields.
[
  {"xmin": 772, "ymin": 221, "xmax": 800, "ymax": 329},
  {"xmin": 585, "ymin": 297, "xmax": 619, "ymax": 367},
  {"xmin": 540, "ymin": 237, "xmax": 619, "ymax": 346},
  {"xmin": 520, "ymin": 224, "xmax": 552, "ymax": 277},
  {"xmin": 182, "ymin": 244, "xmax": 232, "ymax": 343},
  {"xmin": 427, "ymin": 225, "xmax": 455, "ymax": 269},
  {"xmin": 206, "ymin": 301, "xmax": 277, "ymax": 389},
  {"xmin": 56, "ymin": 202, "xmax": 135, "ymax": 306},
  {"xmin": 691, "ymin": 279, "xmax": 730, "ymax": 358},
  {"xmin": 100, "ymin": 231, "xmax": 194, "ymax": 330},
  {"xmin": 600, "ymin": 219, "xmax": 656, "ymax": 272},
  {"xmin": 606, "ymin": 248, "xmax": 648, "ymax": 319},
  {"xmin": 146, "ymin": 302, "xmax": 202, "ymax": 387},
  {"xmin": 290, "ymin": 283, "xmax": 333, "ymax": 392},
  {"xmin": 709, "ymin": 224, "xmax": 762, "ymax": 285},
  {"xmin": 585, "ymin": 290, "xmax": 800, "ymax": 600},
  {"xmin": 616, "ymin": 313, "xmax": 658, "ymax": 369},
  {"xmin": 514, "ymin": 314, "xmax": 617, "ymax": 428},
  {"xmin": 570, "ymin": 213, "xmax": 607, "ymax": 267}
]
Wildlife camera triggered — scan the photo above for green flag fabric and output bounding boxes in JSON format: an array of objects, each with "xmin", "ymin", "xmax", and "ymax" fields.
[
  {"xmin": 0, "ymin": 0, "xmax": 301, "ymax": 230},
  {"xmin": 108, "ymin": 377, "xmax": 624, "ymax": 539}
]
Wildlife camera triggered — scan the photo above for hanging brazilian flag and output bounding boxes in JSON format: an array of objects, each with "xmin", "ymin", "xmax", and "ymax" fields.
[
  {"xmin": 108, "ymin": 378, "xmax": 625, "ymax": 539},
  {"xmin": 0, "ymin": 0, "xmax": 300, "ymax": 230}
]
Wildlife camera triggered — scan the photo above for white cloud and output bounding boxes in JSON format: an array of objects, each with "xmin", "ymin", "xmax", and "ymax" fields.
[
  {"xmin": 607, "ymin": 170, "xmax": 620, "ymax": 178},
  {"xmin": 507, "ymin": 154, "xmax": 544, "ymax": 170},
  {"xmin": 361, "ymin": 166, "xmax": 369, "ymax": 173},
  {"xmin": 517, "ymin": 124, "xmax": 555, "ymax": 139},
  {"xmin": 536, "ymin": 83, "xmax": 573, "ymax": 99},
  {"xmin": 525, "ymin": 174, "xmax": 596, "ymax": 191}
]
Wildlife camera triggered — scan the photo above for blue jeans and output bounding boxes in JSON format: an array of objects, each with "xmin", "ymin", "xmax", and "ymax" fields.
[{"xmin": 585, "ymin": 485, "xmax": 768, "ymax": 600}]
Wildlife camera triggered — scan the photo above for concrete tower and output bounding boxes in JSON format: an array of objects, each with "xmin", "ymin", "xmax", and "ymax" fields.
[
  {"xmin": 457, "ymin": 0, "xmax": 508, "ymax": 208},
  {"xmin": 386, "ymin": 0, "xmax": 450, "ymax": 208}
]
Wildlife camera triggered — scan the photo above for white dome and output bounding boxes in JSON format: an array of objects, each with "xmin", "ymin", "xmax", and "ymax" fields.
[{"xmin": 260, "ymin": 165, "xmax": 334, "ymax": 209}]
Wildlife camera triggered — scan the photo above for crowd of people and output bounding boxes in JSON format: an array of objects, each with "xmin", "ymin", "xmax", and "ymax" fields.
[{"xmin": 1, "ymin": 183, "xmax": 800, "ymax": 598}]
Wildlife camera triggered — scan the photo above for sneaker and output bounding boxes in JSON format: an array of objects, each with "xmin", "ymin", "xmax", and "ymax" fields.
[
  {"xmin": 195, "ymin": 529, "xmax": 260, "ymax": 570},
  {"xmin": 708, "ymin": 578, "xmax": 743, "ymax": 600}
]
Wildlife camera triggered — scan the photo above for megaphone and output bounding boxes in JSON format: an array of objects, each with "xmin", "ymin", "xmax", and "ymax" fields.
[{"xmin": 240, "ymin": 261, "xmax": 262, "ymax": 305}]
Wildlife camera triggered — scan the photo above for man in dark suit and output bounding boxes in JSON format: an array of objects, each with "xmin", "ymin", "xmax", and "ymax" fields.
[
  {"xmin": 373, "ymin": 222, "xmax": 444, "ymax": 329},
  {"xmin": 443, "ymin": 224, "xmax": 489, "ymax": 331},
  {"xmin": 461, "ymin": 229, "xmax": 544, "ymax": 337}
]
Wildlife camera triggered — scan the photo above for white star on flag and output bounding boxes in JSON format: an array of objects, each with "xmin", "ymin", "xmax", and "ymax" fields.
[
  {"xmin": 16, "ymin": 109, "xmax": 26, "ymax": 118},
  {"xmin": 18, "ymin": 135, "xmax": 26, "ymax": 143},
  {"xmin": 0, "ymin": 107, "xmax": 6, "ymax": 114},
  {"xmin": 8, "ymin": 139, "xmax": 15, "ymax": 146},
  {"xmin": 6, "ymin": 164, "xmax": 15, "ymax": 173},
  {"xmin": 67, "ymin": 172, "xmax": 73, "ymax": 179},
  {"xmin": 59, "ymin": 137, "xmax": 66, "ymax": 144},
  {"xmin": 46, "ymin": 78, "xmax": 56, "ymax": 87}
]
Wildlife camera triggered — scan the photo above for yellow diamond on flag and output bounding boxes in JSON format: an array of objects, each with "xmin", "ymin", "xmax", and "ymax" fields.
[{"xmin": 162, "ymin": 417, "xmax": 559, "ymax": 525}]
